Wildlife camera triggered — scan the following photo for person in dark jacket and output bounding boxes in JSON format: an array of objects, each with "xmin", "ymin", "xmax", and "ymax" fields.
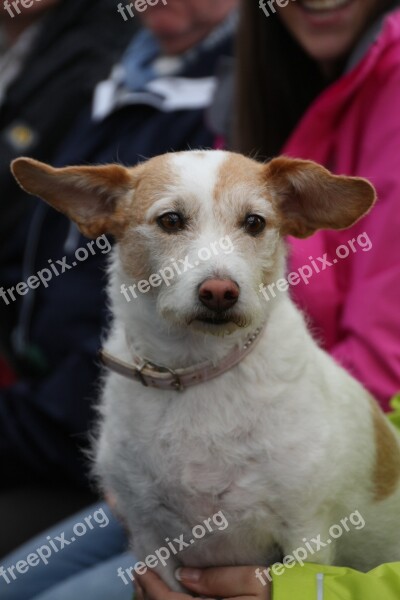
[
  {"xmin": 0, "ymin": 0, "xmax": 134, "ymax": 556},
  {"xmin": 0, "ymin": 0, "xmax": 135, "ymax": 359},
  {"xmin": 0, "ymin": 0, "xmax": 237, "ymax": 561}
]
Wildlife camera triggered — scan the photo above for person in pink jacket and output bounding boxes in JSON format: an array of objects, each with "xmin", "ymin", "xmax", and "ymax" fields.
[
  {"xmin": 233, "ymin": 0, "xmax": 400, "ymax": 413},
  {"xmin": 137, "ymin": 0, "xmax": 400, "ymax": 598},
  {"xmin": 282, "ymin": 14, "xmax": 400, "ymax": 412}
]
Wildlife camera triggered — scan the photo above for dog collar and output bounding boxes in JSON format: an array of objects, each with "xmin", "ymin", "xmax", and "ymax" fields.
[{"xmin": 100, "ymin": 324, "xmax": 265, "ymax": 392}]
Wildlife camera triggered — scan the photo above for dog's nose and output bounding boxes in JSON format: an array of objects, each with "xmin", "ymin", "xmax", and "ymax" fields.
[{"xmin": 198, "ymin": 279, "xmax": 239, "ymax": 312}]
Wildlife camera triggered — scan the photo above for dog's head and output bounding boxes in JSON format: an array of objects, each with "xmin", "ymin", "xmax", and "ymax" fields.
[{"xmin": 11, "ymin": 151, "xmax": 376, "ymax": 335}]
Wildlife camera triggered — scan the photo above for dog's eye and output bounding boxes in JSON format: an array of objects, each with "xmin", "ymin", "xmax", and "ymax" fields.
[
  {"xmin": 157, "ymin": 212, "xmax": 185, "ymax": 233},
  {"xmin": 244, "ymin": 215, "xmax": 266, "ymax": 236}
]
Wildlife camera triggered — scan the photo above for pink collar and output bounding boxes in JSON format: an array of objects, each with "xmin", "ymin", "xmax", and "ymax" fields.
[{"xmin": 100, "ymin": 324, "xmax": 265, "ymax": 392}]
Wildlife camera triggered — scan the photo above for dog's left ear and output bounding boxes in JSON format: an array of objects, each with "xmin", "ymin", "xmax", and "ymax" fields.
[
  {"xmin": 11, "ymin": 157, "xmax": 139, "ymax": 239},
  {"xmin": 265, "ymin": 157, "xmax": 377, "ymax": 238}
]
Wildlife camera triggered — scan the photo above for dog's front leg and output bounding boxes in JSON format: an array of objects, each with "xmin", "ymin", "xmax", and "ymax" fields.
[{"xmin": 131, "ymin": 530, "xmax": 188, "ymax": 594}]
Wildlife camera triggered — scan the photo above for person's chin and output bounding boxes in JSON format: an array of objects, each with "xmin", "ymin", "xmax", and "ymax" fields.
[
  {"xmin": 302, "ymin": 32, "xmax": 359, "ymax": 65},
  {"xmin": 140, "ymin": 13, "xmax": 189, "ymax": 36}
]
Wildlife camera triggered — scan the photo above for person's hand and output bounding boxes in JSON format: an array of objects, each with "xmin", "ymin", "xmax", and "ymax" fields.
[
  {"xmin": 135, "ymin": 566, "xmax": 271, "ymax": 599},
  {"xmin": 104, "ymin": 491, "xmax": 118, "ymax": 511}
]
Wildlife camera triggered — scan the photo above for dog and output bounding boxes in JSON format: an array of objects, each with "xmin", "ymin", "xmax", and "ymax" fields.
[{"xmin": 12, "ymin": 150, "xmax": 400, "ymax": 592}]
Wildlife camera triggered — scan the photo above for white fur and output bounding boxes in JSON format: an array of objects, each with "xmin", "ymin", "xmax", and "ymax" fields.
[{"xmin": 93, "ymin": 151, "xmax": 400, "ymax": 591}]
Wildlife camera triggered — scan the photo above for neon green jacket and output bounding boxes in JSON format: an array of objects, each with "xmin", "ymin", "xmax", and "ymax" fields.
[{"xmin": 272, "ymin": 397, "xmax": 400, "ymax": 599}]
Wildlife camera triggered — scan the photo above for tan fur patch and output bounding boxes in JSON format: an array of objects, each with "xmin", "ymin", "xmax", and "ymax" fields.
[
  {"xmin": 263, "ymin": 157, "xmax": 376, "ymax": 238},
  {"xmin": 213, "ymin": 153, "xmax": 263, "ymax": 202},
  {"xmin": 128, "ymin": 154, "xmax": 175, "ymax": 225},
  {"xmin": 119, "ymin": 154, "xmax": 178, "ymax": 281},
  {"xmin": 11, "ymin": 158, "xmax": 136, "ymax": 239},
  {"xmin": 370, "ymin": 398, "xmax": 400, "ymax": 501},
  {"xmin": 213, "ymin": 153, "xmax": 279, "ymax": 228}
]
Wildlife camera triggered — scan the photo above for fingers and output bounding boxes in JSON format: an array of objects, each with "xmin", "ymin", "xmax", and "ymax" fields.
[
  {"xmin": 135, "ymin": 570, "xmax": 194, "ymax": 600},
  {"xmin": 175, "ymin": 566, "xmax": 270, "ymax": 598},
  {"xmin": 134, "ymin": 582, "xmax": 144, "ymax": 600},
  {"xmin": 136, "ymin": 566, "xmax": 270, "ymax": 600},
  {"xmin": 104, "ymin": 491, "xmax": 118, "ymax": 510}
]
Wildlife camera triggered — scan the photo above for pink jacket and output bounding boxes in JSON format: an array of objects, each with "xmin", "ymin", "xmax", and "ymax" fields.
[{"xmin": 285, "ymin": 10, "xmax": 400, "ymax": 410}]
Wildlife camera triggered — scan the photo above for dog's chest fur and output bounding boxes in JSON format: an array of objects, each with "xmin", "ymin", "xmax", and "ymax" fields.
[{"xmin": 95, "ymin": 297, "xmax": 373, "ymax": 573}]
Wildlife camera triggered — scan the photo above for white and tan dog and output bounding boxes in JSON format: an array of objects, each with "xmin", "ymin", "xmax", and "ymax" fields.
[{"xmin": 12, "ymin": 151, "xmax": 400, "ymax": 591}]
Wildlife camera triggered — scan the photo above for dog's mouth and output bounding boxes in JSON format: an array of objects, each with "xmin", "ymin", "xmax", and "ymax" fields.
[
  {"xmin": 196, "ymin": 316, "xmax": 233, "ymax": 326},
  {"xmin": 160, "ymin": 306, "xmax": 252, "ymax": 334},
  {"xmin": 190, "ymin": 311, "xmax": 250, "ymax": 329}
]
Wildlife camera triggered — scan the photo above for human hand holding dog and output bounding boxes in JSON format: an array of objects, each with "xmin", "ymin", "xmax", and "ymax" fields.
[{"xmin": 135, "ymin": 566, "xmax": 271, "ymax": 600}]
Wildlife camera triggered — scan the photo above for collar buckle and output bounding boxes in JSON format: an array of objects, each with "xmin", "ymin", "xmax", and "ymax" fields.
[
  {"xmin": 133, "ymin": 357, "xmax": 149, "ymax": 387},
  {"xmin": 134, "ymin": 358, "xmax": 184, "ymax": 391},
  {"xmin": 164, "ymin": 367, "xmax": 184, "ymax": 392}
]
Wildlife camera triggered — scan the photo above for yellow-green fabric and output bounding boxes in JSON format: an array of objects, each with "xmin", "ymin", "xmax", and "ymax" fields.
[
  {"xmin": 272, "ymin": 562, "xmax": 400, "ymax": 599},
  {"xmin": 388, "ymin": 394, "xmax": 400, "ymax": 430},
  {"xmin": 272, "ymin": 395, "xmax": 400, "ymax": 599}
]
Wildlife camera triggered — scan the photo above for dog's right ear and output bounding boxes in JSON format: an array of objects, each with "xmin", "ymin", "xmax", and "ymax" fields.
[{"xmin": 11, "ymin": 158, "xmax": 140, "ymax": 239}]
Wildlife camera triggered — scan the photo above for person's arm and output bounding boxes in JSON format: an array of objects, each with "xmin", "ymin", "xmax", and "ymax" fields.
[
  {"xmin": 316, "ymin": 68, "xmax": 400, "ymax": 409},
  {"xmin": 0, "ymin": 343, "xmax": 101, "ymax": 488},
  {"xmin": 0, "ymin": 223, "xmax": 107, "ymax": 489}
]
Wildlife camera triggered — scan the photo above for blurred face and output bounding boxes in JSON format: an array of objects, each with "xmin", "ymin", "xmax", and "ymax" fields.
[
  {"xmin": 0, "ymin": 0, "xmax": 58, "ymax": 18},
  {"xmin": 139, "ymin": 0, "xmax": 238, "ymax": 54},
  {"xmin": 1, "ymin": 0, "xmax": 59, "ymax": 41},
  {"xmin": 278, "ymin": 0, "xmax": 390, "ymax": 72}
]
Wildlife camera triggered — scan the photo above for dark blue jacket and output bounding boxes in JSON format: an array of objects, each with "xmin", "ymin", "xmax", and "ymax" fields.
[
  {"xmin": 0, "ymin": 0, "xmax": 135, "ymax": 248},
  {"xmin": 0, "ymin": 27, "xmax": 234, "ymax": 488}
]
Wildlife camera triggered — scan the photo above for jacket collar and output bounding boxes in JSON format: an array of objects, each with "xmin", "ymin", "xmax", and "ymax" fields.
[
  {"xmin": 92, "ymin": 11, "xmax": 237, "ymax": 121},
  {"xmin": 346, "ymin": 0, "xmax": 400, "ymax": 72}
]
